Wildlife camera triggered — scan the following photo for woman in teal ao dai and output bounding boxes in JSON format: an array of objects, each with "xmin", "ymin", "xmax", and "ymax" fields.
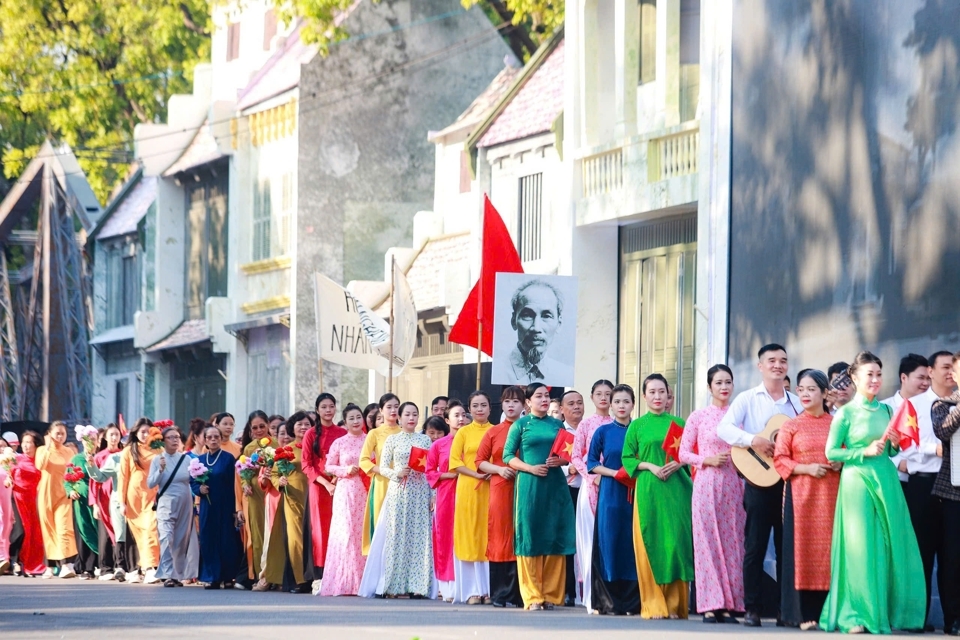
[{"xmin": 820, "ymin": 352, "xmax": 925, "ymax": 634}]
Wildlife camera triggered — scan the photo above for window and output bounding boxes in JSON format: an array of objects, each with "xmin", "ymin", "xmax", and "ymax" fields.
[
  {"xmin": 263, "ymin": 10, "xmax": 277, "ymax": 50},
  {"xmin": 227, "ymin": 21, "xmax": 241, "ymax": 62},
  {"xmin": 517, "ymin": 173, "xmax": 543, "ymax": 262},
  {"xmin": 105, "ymin": 242, "xmax": 139, "ymax": 329},
  {"xmin": 185, "ymin": 171, "xmax": 229, "ymax": 319},
  {"xmin": 277, "ymin": 172, "xmax": 293, "ymax": 255},
  {"xmin": 114, "ymin": 378, "xmax": 129, "ymax": 424},
  {"xmin": 639, "ymin": 0, "xmax": 657, "ymax": 84},
  {"xmin": 679, "ymin": 0, "xmax": 701, "ymax": 122},
  {"xmin": 252, "ymin": 179, "xmax": 272, "ymax": 261},
  {"xmin": 459, "ymin": 151, "xmax": 472, "ymax": 193}
]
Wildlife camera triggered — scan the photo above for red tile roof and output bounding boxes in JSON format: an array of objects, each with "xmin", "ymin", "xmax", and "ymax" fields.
[
  {"xmin": 430, "ymin": 66, "xmax": 522, "ymax": 141},
  {"xmin": 478, "ymin": 39, "xmax": 564, "ymax": 148}
]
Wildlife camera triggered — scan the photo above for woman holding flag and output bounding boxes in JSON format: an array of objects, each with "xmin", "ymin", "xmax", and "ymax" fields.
[
  {"xmin": 819, "ymin": 352, "xmax": 925, "ymax": 634},
  {"xmin": 375, "ymin": 401, "xmax": 434, "ymax": 598},
  {"xmin": 585, "ymin": 384, "xmax": 640, "ymax": 615},
  {"xmin": 622, "ymin": 373, "xmax": 693, "ymax": 620},
  {"xmin": 502, "ymin": 383, "xmax": 576, "ymax": 611}
]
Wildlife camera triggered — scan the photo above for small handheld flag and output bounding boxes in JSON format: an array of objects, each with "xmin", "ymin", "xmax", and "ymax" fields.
[
  {"xmin": 887, "ymin": 399, "xmax": 920, "ymax": 451},
  {"xmin": 408, "ymin": 447, "xmax": 430, "ymax": 474},
  {"xmin": 614, "ymin": 466, "xmax": 636, "ymax": 504},
  {"xmin": 550, "ymin": 429, "xmax": 576, "ymax": 463},
  {"xmin": 661, "ymin": 421, "xmax": 685, "ymax": 463}
]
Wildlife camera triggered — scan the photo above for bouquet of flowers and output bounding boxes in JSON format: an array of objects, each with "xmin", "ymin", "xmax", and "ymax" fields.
[
  {"xmin": 274, "ymin": 445, "xmax": 297, "ymax": 493},
  {"xmin": 147, "ymin": 425, "xmax": 165, "ymax": 450},
  {"xmin": 252, "ymin": 437, "xmax": 275, "ymax": 469},
  {"xmin": 74, "ymin": 425, "xmax": 99, "ymax": 455},
  {"xmin": 65, "ymin": 464, "xmax": 86, "ymax": 496},
  {"xmin": 0, "ymin": 447, "xmax": 17, "ymax": 475},
  {"xmin": 188, "ymin": 458, "xmax": 211, "ymax": 503},
  {"xmin": 236, "ymin": 455, "xmax": 259, "ymax": 487}
]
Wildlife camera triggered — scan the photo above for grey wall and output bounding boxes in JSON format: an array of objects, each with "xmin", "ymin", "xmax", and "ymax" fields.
[
  {"xmin": 295, "ymin": 0, "xmax": 511, "ymax": 406},
  {"xmin": 730, "ymin": 0, "xmax": 960, "ymax": 392}
]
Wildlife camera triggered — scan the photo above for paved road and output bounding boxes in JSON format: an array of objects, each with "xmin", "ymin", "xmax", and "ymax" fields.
[{"xmin": 0, "ymin": 576, "xmax": 804, "ymax": 639}]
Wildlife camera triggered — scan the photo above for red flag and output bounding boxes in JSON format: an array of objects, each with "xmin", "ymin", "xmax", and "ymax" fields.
[
  {"xmin": 887, "ymin": 399, "xmax": 920, "ymax": 451},
  {"xmin": 408, "ymin": 447, "xmax": 430, "ymax": 474},
  {"xmin": 661, "ymin": 421, "xmax": 685, "ymax": 463},
  {"xmin": 118, "ymin": 414, "xmax": 127, "ymax": 436},
  {"xmin": 614, "ymin": 466, "xmax": 636, "ymax": 504},
  {"xmin": 550, "ymin": 428, "xmax": 576, "ymax": 463},
  {"xmin": 448, "ymin": 195, "xmax": 524, "ymax": 356}
]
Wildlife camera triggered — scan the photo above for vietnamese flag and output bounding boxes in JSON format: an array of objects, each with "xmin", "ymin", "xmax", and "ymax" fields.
[
  {"xmin": 550, "ymin": 428, "xmax": 576, "ymax": 463},
  {"xmin": 408, "ymin": 447, "xmax": 430, "ymax": 474},
  {"xmin": 614, "ymin": 466, "xmax": 636, "ymax": 504},
  {"xmin": 887, "ymin": 399, "xmax": 920, "ymax": 451},
  {"xmin": 448, "ymin": 195, "xmax": 524, "ymax": 356},
  {"xmin": 661, "ymin": 421, "xmax": 685, "ymax": 463}
]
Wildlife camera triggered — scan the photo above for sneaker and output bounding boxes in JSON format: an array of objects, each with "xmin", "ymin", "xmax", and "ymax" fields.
[
  {"xmin": 252, "ymin": 580, "xmax": 270, "ymax": 592},
  {"xmin": 58, "ymin": 564, "xmax": 77, "ymax": 579},
  {"xmin": 99, "ymin": 571, "xmax": 116, "ymax": 581},
  {"xmin": 125, "ymin": 571, "xmax": 142, "ymax": 584},
  {"xmin": 41, "ymin": 568, "xmax": 55, "ymax": 579},
  {"xmin": 94, "ymin": 568, "xmax": 101, "ymax": 577},
  {"xmin": 311, "ymin": 579, "xmax": 322, "ymax": 596},
  {"xmin": 143, "ymin": 569, "xmax": 160, "ymax": 584},
  {"xmin": 78, "ymin": 573, "xmax": 91, "ymax": 580},
  {"xmin": 115, "ymin": 569, "xmax": 126, "ymax": 582},
  {"xmin": 0, "ymin": 559, "xmax": 10, "ymax": 575}
]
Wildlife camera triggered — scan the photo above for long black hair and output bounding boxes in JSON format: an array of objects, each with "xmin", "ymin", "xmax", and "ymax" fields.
[
  {"xmin": 423, "ymin": 415, "xmax": 449, "ymax": 437},
  {"xmin": 128, "ymin": 417, "xmax": 154, "ymax": 469},
  {"xmin": 98, "ymin": 423, "xmax": 121, "ymax": 452},
  {"xmin": 312, "ymin": 393, "xmax": 337, "ymax": 457},
  {"xmin": 362, "ymin": 403, "xmax": 379, "ymax": 430},
  {"xmin": 241, "ymin": 410, "xmax": 270, "ymax": 450}
]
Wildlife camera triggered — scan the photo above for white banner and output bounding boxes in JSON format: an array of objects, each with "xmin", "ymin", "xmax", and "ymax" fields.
[
  {"xmin": 390, "ymin": 264, "xmax": 417, "ymax": 375},
  {"xmin": 314, "ymin": 273, "xmax": 389, "ymax": 375}
]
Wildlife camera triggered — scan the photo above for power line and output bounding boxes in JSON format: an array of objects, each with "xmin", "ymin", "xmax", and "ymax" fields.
[
  {"xmin": 0, "ymin": 71, "xmax": 183, "ymax": 99},
  {"xmin": 4, "ymin": 23, "xmax": 511, "ymax": 189}
]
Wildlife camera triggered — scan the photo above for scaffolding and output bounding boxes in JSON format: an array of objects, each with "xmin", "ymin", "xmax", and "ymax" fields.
[{"xmin": 0, "ymin": 142, "xmax": 100, "ymax": 424}]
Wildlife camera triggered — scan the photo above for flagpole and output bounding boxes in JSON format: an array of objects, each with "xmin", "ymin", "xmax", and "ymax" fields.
[
  {"xmin": 476, "ymin": 198, "xmax": 485, "ymax": 391},
  {"xmin": 475, "ymin": 321, "xmax": 482, "ymax": 390},
  {"xmin": 318, "ymin": 358, "xmax": 324, "ymax": 394},
  {"xmin": 388, "ymin": 254, "xmax": 396, "ymax": 393}
]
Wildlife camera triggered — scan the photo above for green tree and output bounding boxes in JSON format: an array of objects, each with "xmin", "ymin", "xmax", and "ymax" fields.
[
  {"xmin": 0, "ymin": 0, "xmax": 211, "ymax": 203},
  {"xmin": 285, "ymin": 0, "xmax": 560, "ymax": 61}
]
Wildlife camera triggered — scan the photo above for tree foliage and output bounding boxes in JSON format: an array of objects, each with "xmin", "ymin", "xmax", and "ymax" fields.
[
  {"xmin": 286, "ymin": 0, "xmax": 562, "ymax": 61},
  {"xmin": 0, "ymin": 0, "xmax": 211, "ymax": 203}
]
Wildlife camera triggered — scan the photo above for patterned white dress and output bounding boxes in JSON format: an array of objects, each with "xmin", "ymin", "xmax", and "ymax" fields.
[
  {"xmin": 379, "ymin": 431, "xmax": 434, "ymax": 596},
  {"xmin": 320, "ymin": 432, "xmax": 368, "ymax": 596}
]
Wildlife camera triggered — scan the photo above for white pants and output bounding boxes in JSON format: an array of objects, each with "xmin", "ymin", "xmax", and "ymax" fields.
[{"xmin": 453, "ymin": 558, "xmax": 490, "ymax": 602}]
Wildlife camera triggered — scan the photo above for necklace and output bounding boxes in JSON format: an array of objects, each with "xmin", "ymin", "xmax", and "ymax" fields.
[{"xmin": 205, "ymin": 448, "xmax": 223, "ymax": 467}]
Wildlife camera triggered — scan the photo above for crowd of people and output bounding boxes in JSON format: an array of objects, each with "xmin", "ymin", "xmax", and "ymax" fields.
[{"xmin": 0, "ymin": 344, "xmax": 958, "ymax": 636}]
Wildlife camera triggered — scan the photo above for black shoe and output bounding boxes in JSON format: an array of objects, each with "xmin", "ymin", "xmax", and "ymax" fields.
[
  {"xmin": 564, "ymin": 597, "xmax": 576, "ymax": 607},
  {"xmin": 743, "ymin": 611, "xmax": 762, "ymax": 627},
  {"xmin": 718, "ymin": 611, "xmax": 739, "ymax": 624},
  {"xmin": 703, "ymin": 612, "xmax": 719, "ymax": 624},
  {"xmin": 492, "ymin": 601, "xmax": 506, "ymax": 608},
  {"xmin": 163, "ymin": 579, "xmax": 177, "ymax": 588},
  {"xmin": 204, "ymin": 581, "xmax": 222, "ymax": 590},
  {"xmin": 946, "ymin": 621, "xmax": 960, "ymax": 637}
]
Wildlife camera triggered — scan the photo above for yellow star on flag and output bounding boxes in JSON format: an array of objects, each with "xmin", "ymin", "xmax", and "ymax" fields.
[
  {"xmin": 563, "ymin": 442, "xmax": 574, "ymax": 456},
  {"xmin": 415, "ymin": 455, "xmax": 427, "ymax": 469},
  {"xmin": 671, "ymin": 436, "xmax": 682, "ymax": 450},
  {"xmin": 906, "ymin": 415, "xmax": 918, "ymax": 431}
]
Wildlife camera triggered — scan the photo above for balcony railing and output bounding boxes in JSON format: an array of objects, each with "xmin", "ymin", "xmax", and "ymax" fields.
[
  {"xmin": 649, "ymin": 129, "xmax": 699, "ymax": 182},
  {"xmin": 581, "ymin": 148, "xmax": 623, "ymax": 197}
]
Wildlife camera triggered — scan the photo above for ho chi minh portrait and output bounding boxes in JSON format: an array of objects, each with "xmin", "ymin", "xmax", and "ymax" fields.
[{"xmin": 491, "ymin": 273, "xmax": 577, "ymax": 387}]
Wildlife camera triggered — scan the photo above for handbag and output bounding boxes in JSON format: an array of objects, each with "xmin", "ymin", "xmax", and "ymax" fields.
[{"xmin": 152, "ymin": 454, "xmax": 186, "ymax": 511}]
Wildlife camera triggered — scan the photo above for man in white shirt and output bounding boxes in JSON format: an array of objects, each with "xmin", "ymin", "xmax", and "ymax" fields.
[
  {"xmin": 882, "ymin": 353, "xmax": 941, "ymax": 631},
  {"xmin": 560, "ymin": 389, "xmax": 585, "ymax": 607},
  {"xmin": 717, "ymin": 343, "xmax": 800, "ymax": 627}
]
